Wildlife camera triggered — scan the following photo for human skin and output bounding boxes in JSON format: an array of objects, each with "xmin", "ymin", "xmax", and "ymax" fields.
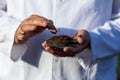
[
  {"xmin": 14, "ymin": 14, "xmax": 57, "ymax": 44},
  {"xmin": 42, "ymin": 30, "xmax": 90, "ymax": 57}
]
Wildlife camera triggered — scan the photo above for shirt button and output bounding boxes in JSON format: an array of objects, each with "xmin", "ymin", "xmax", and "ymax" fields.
[{"xmin": 54, "ymin": 58, "xmax": 58, "ymax": 62}]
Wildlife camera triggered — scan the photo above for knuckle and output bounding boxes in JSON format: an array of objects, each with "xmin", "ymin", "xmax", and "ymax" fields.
[
  {"xmin": 20, "ymin": 24, "xmax": 25, "ymax": 32},
  {"xmin": 30, "ymin": 14, "xmax": 36, "ymax": 17},
  {"xmin": 23, "ymin": 18, "xmax": 30, "ymax": 24},
  {"xmin": 26, "ymin": 18, "xmax": 34, "ymax": 24}
]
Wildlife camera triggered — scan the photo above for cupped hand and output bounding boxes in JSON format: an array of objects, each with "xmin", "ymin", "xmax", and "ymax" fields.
[
  {"xmin": 63, "ymin": 30, "xmax": 90, "ymax": 55},
  {"xmin": 42, "ymin": 41, "xmax": 76, "ymax": 57},
  {"xmin": 42, "ymin": 30, "xmax": 90, "ymax": 57},
  {"xmin": 14, "ymin": 14, "xmax": 57, "ymax": 44}
]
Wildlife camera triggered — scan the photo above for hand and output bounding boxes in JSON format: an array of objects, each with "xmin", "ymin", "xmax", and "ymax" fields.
[
  {"xmin": 14, "ymin": 14, "xmax": 57, "ymax": 44},
  {"xmin": 42, "ymin": 30, "xmax": 90, "ymax": 57},
  {"xmin": 42, "ymin": 41, "xmax": 75, "ymax": 57},
  {"xmin": 63, "ymin": 30, "xmax": 90, "ymax": 55}
]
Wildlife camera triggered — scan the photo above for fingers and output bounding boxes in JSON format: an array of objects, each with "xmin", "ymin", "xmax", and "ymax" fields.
[
  {"xmin": 42, "ymin": 41, "xmax": 73, "ymax": 57},
  {"xmin": 62, "ymin": 30, "xmax": 90, "ymax": 55},
  {"xmin": 73, "ymin": 30, "xmax": 90, "ymax": 49},
  {"xmin": 24, "ymin": 14, "xmax": 48, "ymax": 27},
  {"xmin": 47, "ymin": 20, "xmax": 57, "ymax": 34},
  {"xmin": 21, "ymin": 24, "xmax": 37, "ymax": 32},
  {"xmin": 74, "ymin": 35, "xmax": 83, "ymax": 44},
  {"xmin": 24, "ymin": 18, "xmax": 47, "ymax": 27},
  {"xmin": 14, "ymin": 33, "xmax": 25, "ymax": 44},
  {"xmin": 42, "ymin": 41, "xmax": 55, "ymax": 54},
  {"xmin": 29, "ymin": 15, "xmax": 57, "ymax": 34},
  {"xmin": 63, "ymin": 45, "xmax": 82, "ymax": 54},
  {"xmin": 15, "ymin": 24, "xmax": 40, "ymax": 44},
  {"xmin": 23, "ymin": 15, "xmax": 57, "ymax": 34},
  {"xmin": 15, "ymin": 15, "xmax": 57, "ymax": 44},
  {"xmin": 74, "ymin": 30, "xmax": 90, "ymax": 44},
  {"xmin": 74, "ymin": 31, "xmax": 84, "ymax": 44}
]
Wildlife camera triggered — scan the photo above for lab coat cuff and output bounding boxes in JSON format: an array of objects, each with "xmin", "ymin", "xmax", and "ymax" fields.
[
  {"xmin": 74, "ymin": 48, "xmax": 92, "ymax": 70},
  {"xmin": 88, "ymin": 31, "xmax": 103, "ymax": 63},
  {"xmin": 6, "ymin": 18, "xmax": 25, "ymax": 61},
  {"xmin": 11, "ymin": 43, "xmax": 27, "ymax": 61}
]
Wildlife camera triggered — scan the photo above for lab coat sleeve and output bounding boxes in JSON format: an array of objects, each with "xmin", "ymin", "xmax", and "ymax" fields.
[
  {"xmin": 89, "ymin": 0, "xmax": 120, "ymax": 63},
  {"xmin": 0, "ymin": 0, "xmax": 26, "ymax": 61}
]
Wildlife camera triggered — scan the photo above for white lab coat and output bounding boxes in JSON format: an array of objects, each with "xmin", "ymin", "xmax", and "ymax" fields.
[{"xmin": 0, "ymin": 0, "xmax": 120, "ymax": 80}]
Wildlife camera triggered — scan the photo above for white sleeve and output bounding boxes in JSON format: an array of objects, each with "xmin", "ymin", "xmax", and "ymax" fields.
[
  {"xmin": 0, "ymin": 0, "xmax": 26, "ymax": 61},
  {"xmin": 89, "ymin": 0, "xmax": 120, "ymax": 63},
  {"xmin": 0, "ymin": 0, "xmax": 6, "ymax": 10}
]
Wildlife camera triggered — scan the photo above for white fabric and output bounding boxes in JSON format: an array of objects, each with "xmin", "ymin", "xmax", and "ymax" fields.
[{"xmin": 0, "ymin": 0, "xmax": 120, "ymax": 80}]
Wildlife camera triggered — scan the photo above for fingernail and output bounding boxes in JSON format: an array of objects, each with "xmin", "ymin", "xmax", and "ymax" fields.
[{"xmin": 51, "ymin": 30, "xmax": 57, "ymax": 34}]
